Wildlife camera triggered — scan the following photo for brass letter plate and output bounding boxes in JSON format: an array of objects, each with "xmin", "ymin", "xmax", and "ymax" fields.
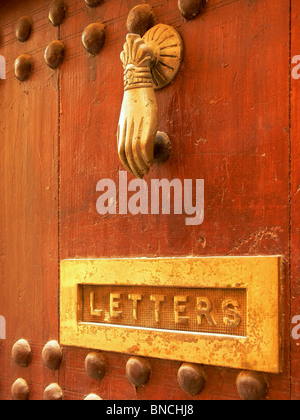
[{"xmin": 60, "ymin": 257, "xmax": 282, "ymax": 373}]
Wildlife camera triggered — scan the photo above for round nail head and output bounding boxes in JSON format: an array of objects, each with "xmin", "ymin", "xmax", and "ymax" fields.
[
  {"xmin": 43, "ymin": 383, "xmax": 63, "ymax": 400},
  {"xmin": 236, "ymin": 371, "xmax": 268, "ymax": 401},
  {"xmin": 126, "ymin": 4, "xmax": 155, "ymax": 37},
  {"xmin": 178, "ymin": 0, "xmax": 206, "ymax": 20},
  {"xmin": 42, "ymin": 340, "xmax": 62, "ymax": 370},
  {"xmin": 82, "ymin": 23, "xmax": 106, "ymax": 55},
  {"xmin": 85, "ymin": 0, "xmax": 101, "ymax": 7},
  {"xmin": 12, "ymin": 339, "xmax": 31, "ymax": 367},
  {"xmin": 44, "ymin": 40, "xmax": 65, "ymax": 69},
  {"xmin": 84, "ymin": 394, "xmax": 102, "ymax": 400},
  {"xmin": 15, "ymin": 16, "xmax": 32, "ymax": 42},
  {"xmin": 49, "ymin": 0, "xmax": 66, "ymax": 27},
  {"xmin": 85, "ymin": 352, "xmax": 106, "ymax": 381},
  {"xmin": 177, "ymin": 363, "xmax": 206, "ymax": 396},
  {"xmin": 154, "ymin": 131, "xmax": 172, "ymax": 163},
  {"xmin": 14, "ymin": 55, "xmax": 32, "ymax": 82},
  {"xmin": 126, "ymin": 357, "xmax": 151, "ymax": 387},
  {"xmin": 11, "ymin": 378, "xmax": 29, "ymax": 401}
]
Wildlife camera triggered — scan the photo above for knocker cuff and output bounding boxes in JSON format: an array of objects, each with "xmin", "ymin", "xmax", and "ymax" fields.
[{"xmin": 124, "ymin": 66, "xmax": 153, "ymax": 91}]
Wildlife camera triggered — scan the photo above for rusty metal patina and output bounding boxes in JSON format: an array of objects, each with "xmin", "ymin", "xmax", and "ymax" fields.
[
  {"xmin": 126, "ymin": 356, "xmax": 151, "ymax": 387},
  {"xmin": 84, "ymin": 352, "xmax": 106, "ymax": 381},
  {"xmin": 14, "ymin": 55, "xmax": 32, "ymax": 81},
  {"xmin": 42, "ymin": 340, "xmax": 62, "ymax": 370},
  {"xmin": 12, "ymin": 339, "xmax": 31, "ymax": 367},
  {"xmin": 60, "ymin": 256, "xmax": 282, "ymax": 373}
]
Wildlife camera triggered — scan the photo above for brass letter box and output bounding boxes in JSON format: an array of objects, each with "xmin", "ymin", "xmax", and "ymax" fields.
[{"xmin": 60, "ymin": 256, "xmax": 282, "ymax": 373}]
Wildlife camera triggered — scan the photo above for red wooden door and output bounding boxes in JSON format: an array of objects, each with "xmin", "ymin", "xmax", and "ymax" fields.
[{"xmin": 0, "ymin": 0, "xmax": 299, "ymax": 400}]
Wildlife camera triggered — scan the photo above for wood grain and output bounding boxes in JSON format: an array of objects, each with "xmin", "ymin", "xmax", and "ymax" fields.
[
  {"xmin": 291, "ymin": 0, "xmax": 300, "ymax": 401},
  {"xmin": 0, "ymin": 0, "xmax": 59, "ymax": 400},
  {"xmin": 59, "ymin": 0, "xmax": 290, "ymax": 400},
  {"xmin": 0, "ymin": 0, "xmax": 295, "ymax": 400}
]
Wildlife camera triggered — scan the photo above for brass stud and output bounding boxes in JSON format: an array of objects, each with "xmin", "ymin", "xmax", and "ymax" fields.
[
  {"xmin": 12, "ymin": 339, "xmax": 31, "ymax": 367},
  {"xmin": 49, "ymin": 0, "xmax": 67, "ymax": 27},
  {"xmin": 236, "ymin": 371, "xmax": 268, "ymax": 401},
  {"xmin": 153, "ymin": 131, "xmax": 172, "ymax": 163},
  {"xmin": 177, "ymin": 363, "xmax": 206, "ymax": 396},
  {"xmin": 84, "ymin": 352, "xmax": 106, "ymax": 381},
  {"xmin": 84, "ymin": 0, "xmax": 101, "ymax": 7},
  {"xmin": 126, "ymin": 356, "xmax": 151, "ymax": 387},
  {"xmin": 178, "ymin": 0, "xmax": 206, "ymax": 20},
  {"xmin": 15, "ymin": 16, "xmax": 32, "ymax": 42},
  {"xmin": 43, "ymin": 383, "xmax": 63, "ymax": 400},
  {"xmin": 42, "ymin": 340, "xmax": 62, "ymax": 370},
  {"xmin": 11, "ymin": 378, "xmax": 29, "ymax": 400},
  {"xmin": 14, "ymin": 55, "xmax": 32, "ymax": 82},
  {"xmin": 44, "ymin": 40, "xmax": 65, "ymax": 69},
  {"xmin": 126, "ymin": 4, "xmax": 155, "ymax": 37},
  {"xmin": 82, "ymin": 23, "xmax": 106, "ymax": 56},
  {"xmin": 84, "ymin": 394, "xmax": 102, "ymax": 400}
]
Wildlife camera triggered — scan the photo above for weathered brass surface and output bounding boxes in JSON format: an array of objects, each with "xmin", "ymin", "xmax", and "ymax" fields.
[
  {"xmin": 42, "ymin": 340, "xmax": 62, "ymax": 370},
  {"xmin": 11, "ymin": 378, "xmax": 29, "ymax": 401},
  {"xmin": 126, "ymin": 4, "xmax": 155, "ymax": 37},
  {"xmin": 15, "ymin": 16, "xmax": 32, "ymax": 42},
  {"xmin": 83, "ymin": 285, "xmax": 247, "ymax": 336},
  {"xmin": 43, "ymin": 383, "xmax": 63, "ymax": 401},
  {"xmin": 236, "ymin": 371, "xmax": 268, "ymax": 401},
  {"xmin": 85, "ymin": 352, "xmax": 106, "ymax": 381},
  {"xmin": 126, "ymin": 356, "xmax": 151, "ymax": 387},
  {"xmin": 177, "ymin": 363, "xmax": 206, "ymax": 396},
  {"xmin": 44, "ymin": 40, "xmax": 65, "ymax": 69},
  {"xmin": 14, "ymin": 55, "xmax": 32, "ymax": 82},
  {"xmin": 60, "ymin": 257, "xmax": 282, "ymax": 373},
  {"xmin": 178, "ymin": 0, "xmax": 206, "ymax": 20},
  {"xmin": 82, "ymin": 23, "xmax": 106, "ymax": 56},
  {"xmin": 49, "ymin": 0, "xmax": 67, "ymax": 27},
  {"xmin": 84, "ymin": 394, "xmax": 102, "ymax": 400},
  {"xmin": 12, "ymin": 339, "xmax": 31, "ymax": 367},
  {"xmin": 153, "ymin": 131, "xmax": 172, "ymax": 163},
  {"xmin": 117, "ymin": 24, "xmax": 183, "ymax": 179}
]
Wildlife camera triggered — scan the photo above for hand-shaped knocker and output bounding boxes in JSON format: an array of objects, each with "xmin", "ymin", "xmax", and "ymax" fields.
[{"xmin": 117, "ymin": 24, "xmax": 183, "ymax": 178}]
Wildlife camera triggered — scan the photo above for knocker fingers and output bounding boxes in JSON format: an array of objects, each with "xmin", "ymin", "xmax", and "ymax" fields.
[
  {"xmin": 140, "ymin": 117, "xmax": 157, "ymax": 170},
  {"xmin": 117, "ymin": 119, "xmax": 133, "ymax": 175},
  {"xmin": 125, "ymin": 119, "xmax": 145, "ymax": 179},
  {"xmin": 132, "ymin": 117, "xmax": 151, "ymax": 176}
]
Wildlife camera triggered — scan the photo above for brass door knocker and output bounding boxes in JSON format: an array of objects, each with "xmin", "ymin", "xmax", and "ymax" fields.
[{"xmin": 117, "ymin": 24, "xmax": 183, "ymax": 178}]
